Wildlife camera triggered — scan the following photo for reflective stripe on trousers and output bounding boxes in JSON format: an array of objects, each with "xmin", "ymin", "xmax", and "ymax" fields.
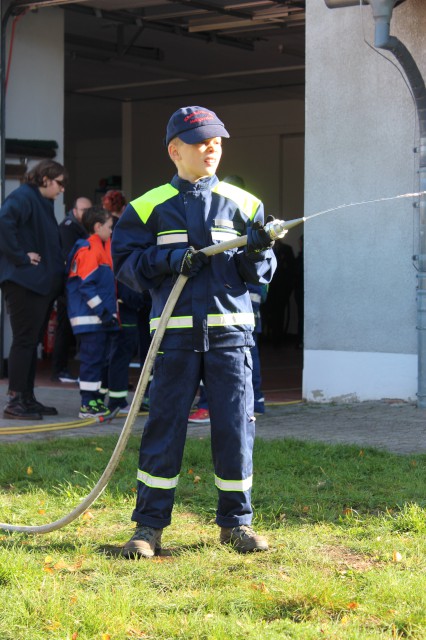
[{"xmin": 132, "ymin": 347, "xmax": 255, "ymax": 529}]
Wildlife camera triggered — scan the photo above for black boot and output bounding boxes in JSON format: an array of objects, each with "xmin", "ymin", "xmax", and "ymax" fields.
[
  {"xmin": 23, "ymin": 391, "xmax": 58, "ymax": 416},
  {"xmin": 3, "ymin": 392, "xmax": 43, "ymax": 420}
]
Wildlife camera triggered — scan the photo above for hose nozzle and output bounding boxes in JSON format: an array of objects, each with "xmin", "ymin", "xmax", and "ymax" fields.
[{"xmin": 264, "ymin": 217, "xmax": 305, "ymax": 240}]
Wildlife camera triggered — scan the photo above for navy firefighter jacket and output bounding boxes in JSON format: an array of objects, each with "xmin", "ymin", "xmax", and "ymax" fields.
[{"xmin": 112, "ymin": 174, "xmax": 277, "ymax": 352}]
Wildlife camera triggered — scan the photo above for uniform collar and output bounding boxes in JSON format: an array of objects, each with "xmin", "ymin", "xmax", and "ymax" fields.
[{"xmin": 171, "ymin": 174, "xmax": 218, "ymax": 193}]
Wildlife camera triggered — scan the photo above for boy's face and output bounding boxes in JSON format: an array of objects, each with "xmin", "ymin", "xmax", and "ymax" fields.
[
  {"xmin": 169, "ymin": 137, "xmax": 223, "ymax": 183},
  {"xmin": 95, "ymin": 217, "xmax": 113, "ymax": 242}
]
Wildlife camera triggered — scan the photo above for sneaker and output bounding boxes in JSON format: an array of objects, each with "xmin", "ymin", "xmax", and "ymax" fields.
[
  {"xmin": 122, "ymin": 525, "xmax": 163, "ymax": 559},
  {"xmin": 220, "ymin": 525, "xmax": 269, "ymax": 553},
  {"xmin": 96, "ymin": 398, "xmax": 110, "ymax": 412},
  {"xmin": 188, "ymin": 408, "xmax": 210, "ymax": 424},
  {"xmin": 78, "ymin": 400, "xmax": 111, "ymax": 419},
  {"xmin": 57, "ymin": 371, "xmax": 78, "ymax": 383}
]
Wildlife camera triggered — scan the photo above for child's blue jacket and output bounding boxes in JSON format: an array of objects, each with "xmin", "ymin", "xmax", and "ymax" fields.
[{"xmin": 66, "ymin": 234, "xmax": 119, "ymax": 335}]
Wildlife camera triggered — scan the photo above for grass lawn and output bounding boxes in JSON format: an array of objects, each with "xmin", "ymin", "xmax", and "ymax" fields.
[{"xmin": 0, "ymin": 434, "xmax": 425, "ymax": 640}]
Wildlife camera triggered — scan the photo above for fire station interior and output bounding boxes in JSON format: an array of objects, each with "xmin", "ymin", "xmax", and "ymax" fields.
[{"xmin": 25, "ymin": 0, "xmax": 306, "ymax": 402}]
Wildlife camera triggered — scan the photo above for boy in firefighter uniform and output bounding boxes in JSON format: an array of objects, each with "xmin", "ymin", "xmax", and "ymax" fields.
[{"xmin": 112, "ymin": 106, "xmax": 280, "ymax": 557}]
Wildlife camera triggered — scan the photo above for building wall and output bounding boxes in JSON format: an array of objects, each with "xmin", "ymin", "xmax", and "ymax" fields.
[
  {"xmin": 304, "ymin": 0, "xmax": 425, "ymax": 401},
  {"xmin": 2, "ymin": 7, "xmax": 64, "ymax": 359},
  {"xmin": 4, "ymin": 7, "xmax": 64, "ymax": 217}
]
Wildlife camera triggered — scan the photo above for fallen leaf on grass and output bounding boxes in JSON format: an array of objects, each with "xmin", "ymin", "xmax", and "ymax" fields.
[
  {"xmin": 26, "ymin": 467, "xmax": 33, "ymax": 475},
  {"xmin": 45, "ymin": 621, "xmax": 61, "ymax": 631},
  {"xmin": 38, "ymin": 509, "xmax": 46, "ymax": 515},
  {"xmin": 95, "ymin": 447, "xmax": 103, "ymax": 452},
  {"xmin": 44, "ymin": 556, "xmax": 83, "ymax": 573},
  {"xmin": 102, "ymin": 634, "xmax": 111, "ymax": 640},
  {"xmin": 278, "ymin": 571, "xmax": 292, "ymax": 582},
  {"xmin": 194, "ymin": 475, "xmax": 201, "ymax": 483},
  {"xmin": 82, "ymin": 511, "xmax": 94, "ymax": 521},
  {"xmin": 347, "ymin": 602, "xmax": 359, "ymax": 610},
  {"xmin": 72, "ymin": 633, "xmax": 78, "ymax": 640},
  {"xmin": 392, "ymin": 551, "xmax": 402, "ymax": 562},
  {"xmin": 250, "ymin": 582, "xmax": 269, "ymax": 592}
]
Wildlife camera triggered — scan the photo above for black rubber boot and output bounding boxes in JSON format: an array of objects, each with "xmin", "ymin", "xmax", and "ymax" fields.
[
  {"xmin": 23, "ymin": 392, "xmax": 58, "ymax": 416},
  {"xmin": 3, "ymin": 392, "xmax": 43, "ymax": 420}
]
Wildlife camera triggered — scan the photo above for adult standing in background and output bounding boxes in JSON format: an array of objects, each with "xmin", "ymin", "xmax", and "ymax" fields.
[
  {"xmin": 0, "ymin": 159, "xmax": 67, "ymax": 420},
  {"xmin": 51, "ymin": 196, "xmax": 92, "ymax": 383},
  {"xmin": 59, "ymin": 197, "xmax": 92, "ymax": 258}
]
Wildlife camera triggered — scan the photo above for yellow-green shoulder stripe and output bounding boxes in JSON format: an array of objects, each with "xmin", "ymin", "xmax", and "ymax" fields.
[
  {"xmin": 213, "ymin": 181, "xmax": 261, "ymax": 221},
  {"xmin": 130, "ymin": 183, "xmax": 179, "ymax": 224}
]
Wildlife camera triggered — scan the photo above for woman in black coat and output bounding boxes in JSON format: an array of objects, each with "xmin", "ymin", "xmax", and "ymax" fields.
[{"xmin": 0, "ymin": 159, "xmax": 67, "ymax": 419}]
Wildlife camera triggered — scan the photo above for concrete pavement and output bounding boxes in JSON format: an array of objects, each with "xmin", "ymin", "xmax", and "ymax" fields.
[{"xmin": 0, "ymin": 383, "xmax": 425, "ymax": 455}]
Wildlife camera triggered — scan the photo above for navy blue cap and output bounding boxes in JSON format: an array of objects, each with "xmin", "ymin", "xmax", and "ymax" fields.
[{"xmin": 165, "ymin": 106, "xmax": 230, "ymax": 146}]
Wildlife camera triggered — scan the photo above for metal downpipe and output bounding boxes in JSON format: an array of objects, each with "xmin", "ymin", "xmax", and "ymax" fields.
[{"xmin": 373, "ymin": 33, "xmax": 426, "ymax": 407}]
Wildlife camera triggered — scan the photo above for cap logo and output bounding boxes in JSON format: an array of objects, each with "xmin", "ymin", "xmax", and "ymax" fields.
[{"xmin": 184, "ymin": 110, "xmax": 214, "ymax": 125}]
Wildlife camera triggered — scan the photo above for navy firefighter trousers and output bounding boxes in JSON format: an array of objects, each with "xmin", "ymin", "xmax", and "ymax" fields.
[{"xmin": 132, "ymin": 346, "xmax": 255, "ymax": 529}]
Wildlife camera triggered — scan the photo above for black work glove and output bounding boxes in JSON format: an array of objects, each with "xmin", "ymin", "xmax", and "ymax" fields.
[
  {"xmin": 169, "ymin": 246, "xmax": 210, "ymax": 278},
  {"xmin": 99, "ymin": 309, "xmax": 119, "ymax": 328},
  {"xmin": 246, "ymin": 220, "xmax": 274, "ymax": 254}
]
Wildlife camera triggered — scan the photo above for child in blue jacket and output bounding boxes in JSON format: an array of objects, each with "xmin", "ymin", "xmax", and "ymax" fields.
[{"xmin": 66, "ymin": 205, "xmax": 119, "ymax": 418}]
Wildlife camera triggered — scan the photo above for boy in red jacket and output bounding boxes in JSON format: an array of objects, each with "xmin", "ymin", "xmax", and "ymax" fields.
[{"xmin": 66, "ymin": 205, "xmax": 119, "ymax": 418}]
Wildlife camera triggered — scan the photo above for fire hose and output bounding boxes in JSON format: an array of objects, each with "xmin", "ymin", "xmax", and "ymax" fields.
[{"xmin": 0, "ymin": 217, "xmax": 303, "ymax": 534}]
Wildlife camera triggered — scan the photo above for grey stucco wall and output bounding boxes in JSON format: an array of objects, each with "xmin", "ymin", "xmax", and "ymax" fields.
[{"xmin": 305, "ymin": 0, "xmax": 425, "ymax": 357}]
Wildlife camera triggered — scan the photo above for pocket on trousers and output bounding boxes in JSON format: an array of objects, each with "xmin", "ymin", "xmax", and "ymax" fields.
[{"xmin": 243, "ymin": 347, "xmax": 255, "ymax": 419}]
